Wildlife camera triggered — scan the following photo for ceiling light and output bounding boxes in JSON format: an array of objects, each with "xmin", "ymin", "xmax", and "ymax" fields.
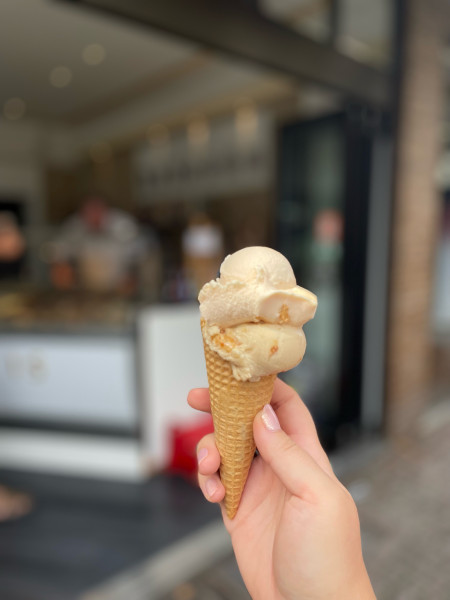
[
  {"xmin": 82, "ymin": 43, "xmax": 106, "ymax": 66},
  {"xmin": 3, "ymin": 97, "xmax": 26, "ymax": 121},
  {"xmin": 89, "ymin": 142, "xmax": 112, "ymax": 164},
  {"xmin": 49, "ymin": 66, "xmax": 73, "ymax": 88},
  {"xmin": 187, "ymin": 116, "xmax": 210, "ymax": 147},
  {"xmin": 147, "ymin": 123, "xmax": 170, "ymax": 147}
]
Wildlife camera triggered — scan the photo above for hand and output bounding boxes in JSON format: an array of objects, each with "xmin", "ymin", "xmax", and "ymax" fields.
[{"xmin": 188, "ymin": 379, "xmax": 376, "ymax": 600}]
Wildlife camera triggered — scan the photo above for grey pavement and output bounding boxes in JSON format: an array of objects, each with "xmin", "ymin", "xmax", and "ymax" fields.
[
  {"xmin": 162, "ymin": 398, "xmax": 450, "ymax": 600},
  {"xmin": 348, "ymin": 399, "xmax": 450, "ymax": 600}
]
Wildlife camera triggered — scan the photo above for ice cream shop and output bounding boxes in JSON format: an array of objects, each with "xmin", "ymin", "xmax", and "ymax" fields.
[{"xmin": 0, "ymin": 0, "xmax": 449, "ymax": 598}]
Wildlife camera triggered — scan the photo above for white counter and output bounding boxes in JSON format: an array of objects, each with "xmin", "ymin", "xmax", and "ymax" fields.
[
  {"xmin": 138, "ymin": 303, "xmax": 208, "ymax": 470},
  {"xmin": 0, "ymin": 303, "xmax": 207, "ymax": 480}
]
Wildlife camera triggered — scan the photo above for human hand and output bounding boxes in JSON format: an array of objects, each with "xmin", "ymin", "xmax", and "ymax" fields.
[{"xmin": 188, "ymin": 379, "xmax": 376, "ymax": 600}]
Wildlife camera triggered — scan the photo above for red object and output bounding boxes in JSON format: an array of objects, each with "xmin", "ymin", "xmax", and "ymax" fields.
[{"xmin": 167, "ymin": 416, "xmax": 214, "ymax": 478}]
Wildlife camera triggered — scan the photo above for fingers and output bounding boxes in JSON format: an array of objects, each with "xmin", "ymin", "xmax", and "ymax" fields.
[
  {"xmin": 196, "ymin": 432, "xmax": 224, "ymax": 504},
  {"xmin": 189, "ymin": 381, "xmax": 334, "ymax": 506},
  {"xmin": 189, "ymin": 389, "xmax": 224, "ymax": 505},
  {"xmin": 197, "ymin": 433, "xmax": 220, "ymax": 476},
  {"xmin": 188, "ymin": 382, "xmax": 332, "ymax": 475},
  {"xmin": 254, "ymin": 404, "xmax": 334, "ymax": 503},
  {"xmin": 271, "ymin": 379, "xmax": 333, "ymax": 476},
  {"xmin": 271, "ymin": 378, "xmax": 316, "ymax": 434},
  {"xmin": 187, "ymin": 388, "xmax": 211, "ymax": 414},
  {"xmin": 198, "ymin": 472, "xmax": 225, "ymax": 504}
]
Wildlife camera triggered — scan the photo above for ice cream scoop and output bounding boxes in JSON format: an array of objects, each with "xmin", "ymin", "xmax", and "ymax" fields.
[
  {"xmin": 202, "ymin": 322, "xmax": 306, "ymax": 382},
  {"xmin": 200, "ymin": 246, "xmax": 317, "ymax": 380},
  {"xmin": 199, "ymin": 246, "xmax": 317, "ymax": 518}
]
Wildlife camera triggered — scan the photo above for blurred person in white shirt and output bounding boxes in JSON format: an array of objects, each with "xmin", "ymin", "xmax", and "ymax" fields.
[{"xmin": 49, "ymin": 193, "xmax": 154, "ymax": 296}]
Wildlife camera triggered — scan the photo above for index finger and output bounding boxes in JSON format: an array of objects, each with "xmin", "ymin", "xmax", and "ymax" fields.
[
  {"xmin": 272, "ymin": 378, "xmax": 317, "ymax": 437},
  {"xmin": 187, "ymin": 388, "xmax": 211, "ymax": 413},
  {"xmin": 189, "ymin": 380, "xmax": 333, "ymax": 476},
  {"xmin": 272, "ymin": 378, "xmax": 333, "ymax": 475}
]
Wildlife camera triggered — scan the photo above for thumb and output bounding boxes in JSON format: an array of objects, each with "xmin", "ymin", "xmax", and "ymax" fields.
[{"xmin": 254, "ymin": 404, "xmax": 333, "ymax": 502}]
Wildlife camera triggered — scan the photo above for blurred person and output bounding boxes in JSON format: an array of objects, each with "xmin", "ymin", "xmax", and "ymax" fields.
[
  {"xmin": 188, "ymin": 379, "xmax": 376, "ymax": 600},
  {"xmin": 182, "ymin": 212, "xmax": 223, "ymax": 295},
  {"xmin": 49, "ymin": 193, "xmax": 154, "ymax": 296},
  {"xmin": 0, "ymin": 211, "xmax": 26, "ymax": 280}
]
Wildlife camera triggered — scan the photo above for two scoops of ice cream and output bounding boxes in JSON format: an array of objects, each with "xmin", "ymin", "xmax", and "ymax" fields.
[{"xmin": 199, "ymin": 246, "xmax": 317, "ymax": 518}]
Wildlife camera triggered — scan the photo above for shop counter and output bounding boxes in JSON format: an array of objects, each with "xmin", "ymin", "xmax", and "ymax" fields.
[{"xmin": 0, "ymin": 297, "xmax": 207, "ymax": 480}]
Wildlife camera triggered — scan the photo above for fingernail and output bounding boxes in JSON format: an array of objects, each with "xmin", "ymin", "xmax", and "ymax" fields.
[
  {"xmin": 197, "ymin": 447, "xmax": 208, "ymax": 464},
  {"xmin": 262, "ymin": 404, "xmax": 281, "ymax": 431},
  {"xmin": 205, "ymin": 478, "xmax": 218, "ymax": 498}
]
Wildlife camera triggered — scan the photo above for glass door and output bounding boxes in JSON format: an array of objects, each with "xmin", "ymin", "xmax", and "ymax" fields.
[{"xmin": 277, "ymin": 110, "xmax": 372, "ymax": 449}]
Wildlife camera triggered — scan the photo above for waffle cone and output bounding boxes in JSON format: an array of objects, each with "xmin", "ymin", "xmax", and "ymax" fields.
[{"xmin": 201, "ymin": 322, "xmax": 276, "ymax": 518}]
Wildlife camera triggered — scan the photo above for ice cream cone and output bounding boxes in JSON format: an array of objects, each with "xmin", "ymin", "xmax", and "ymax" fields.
[{"xmin": 201, "ymin": 321, "xmax": 276, "ymax": 518}]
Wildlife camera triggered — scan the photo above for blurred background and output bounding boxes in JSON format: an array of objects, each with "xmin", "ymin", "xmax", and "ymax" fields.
[{"xmin": 0, "ymin": 0, "xmax": 449, "ymax": 598}]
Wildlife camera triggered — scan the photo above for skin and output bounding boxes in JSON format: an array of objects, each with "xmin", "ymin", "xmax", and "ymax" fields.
[{"xmin": 188, "ymin": 379, "xmax": 376, "ymax": 600}]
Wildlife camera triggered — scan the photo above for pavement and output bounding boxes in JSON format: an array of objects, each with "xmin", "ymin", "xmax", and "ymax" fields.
[
  {"xmin": 349, "ymin": 399, "xmax": 450, "ymax": 600},
  {"xmin": 159, "ymin": 397, "xmax": 450, "ymax": 600}
]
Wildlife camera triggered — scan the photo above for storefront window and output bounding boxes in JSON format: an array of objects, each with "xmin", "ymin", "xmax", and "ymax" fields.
[
  {"xmin": 260, "ymin": 0, "xmax": 393, "ymax": 68},
  {"xmin": 337, "ymin": 0, "xmax": 393, "ymax": 68},
  {"xmin": 260, "ymin": 0, "xmax": 332, "ymax": 43}
]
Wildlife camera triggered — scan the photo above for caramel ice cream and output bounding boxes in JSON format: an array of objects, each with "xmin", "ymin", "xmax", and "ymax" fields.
[{"xmin": 199, "ymin": 246, "xmax": 317, "ymax": 381}]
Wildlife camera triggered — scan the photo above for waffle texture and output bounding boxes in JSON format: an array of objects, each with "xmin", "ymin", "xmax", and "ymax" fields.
[{"xmin": 201, "ymin": 322, "xmax": 276, "ymax": 518}]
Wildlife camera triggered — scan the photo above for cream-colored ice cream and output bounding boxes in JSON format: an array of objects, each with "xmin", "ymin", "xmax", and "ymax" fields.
[
  {"xmin": 199, "ymin": 246, "xmax": 317, "ymax": 381},
  {"xmin": 202, "ymin": 322, "xmax": 306, "ymax": 381}
]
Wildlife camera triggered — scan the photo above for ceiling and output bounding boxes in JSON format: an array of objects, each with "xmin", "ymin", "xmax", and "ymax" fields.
[
  {"xmin": 0, "ymin": 0, "xmax": 199, "ymax": 121},
  {"xmin": 0, "ymin": 0, "xmax": 303, "ymax": 131},
  {"xmin": 0, "ymin": 0, "xmax": 394, "ymax": 129}
]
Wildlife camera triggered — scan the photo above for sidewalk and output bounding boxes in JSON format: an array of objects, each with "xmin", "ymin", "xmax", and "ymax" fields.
[
  {"xmin": 162, "ymin": 398, "xmax": 450, "ymax": 600},
  {"xmin": 348, "ymin": 399, "xmax": 450, "ymax": 600}
]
